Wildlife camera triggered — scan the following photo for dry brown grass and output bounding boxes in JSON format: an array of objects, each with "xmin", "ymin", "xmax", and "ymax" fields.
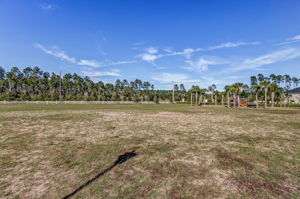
[{"xmin": 0, "ymin": 104, "xmax": 299, "ymax": 199}]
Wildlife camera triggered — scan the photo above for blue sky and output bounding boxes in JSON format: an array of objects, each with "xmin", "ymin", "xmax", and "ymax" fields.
[{"xmin": 1, "ymin": 0, "xmax": 300, "ymax": 89}]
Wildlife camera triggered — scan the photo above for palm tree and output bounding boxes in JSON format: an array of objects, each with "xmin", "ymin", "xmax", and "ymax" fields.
[
  {"xmin": 292, "ymin": 77, "xmax": 299, "ymax": 88},
  {"xmin": 257, "ymin": 74, "xmax": 265, "ymax": 83},
  {"xmin": 260, "ymin": 80, "xmax": 271, "ymax": 108},
  {"xmin": 208, "ymin": 84, "xmax": 216, "ymax": 103},
  {"xmin": 232, "ymin": 82, "xmax": 247, "ymax": 108},
  {"xmin": 190, "ymin": 85, "xmax": 201, "ymax": 105},
  {"xmin": 251, "ymin": 84, "xmax": 261, "ymax": 108},
  {"xmin": 284, "ymin": 75, "xmax": 292, "ymax": 90},
  {"xmin": 220, "ymin": 91, "xmax": 226, "ymax": 106},
  {"xmin": 0, "ymin": 66, "xmax": 5, "ymax": 93},
  {"xmin": 224, "ymin": 85, "xmax": 231, "ymax": 108}
]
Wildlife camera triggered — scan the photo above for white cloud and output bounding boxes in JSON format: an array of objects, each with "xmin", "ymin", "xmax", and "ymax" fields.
[
  {"xmin": 150, "ymin": 73, "xmax": 236, "ymax": 89},
  {"xmin": 290, "ymin": 35, "xmax": 300, "ymax": 41},
  {"xmin": 182, "ymin": 48, "xmax": 196, "ymax": 58},
  {"xmin": 35, "ymin": 43, "xmax": 135, "ymax": 67},
  {"xmin": 81, "ymin": 70, "xmax": 121, "ymax": 77},
  {"xmin": 208, "ymin": 42, "xmax": 259, "ymax": 50},
  {"xmin": 184, "ymin": 57, "xmax": 225, "ymax": 72},
  {"xmin": 137, "ymin": 53, "xmax": 161, "ymax": 62},
  {"xmin": 34, "ymin": 43, "xmax": 76, "ymax": 63},
  {"xmin": 78, "ymin": 59, "xmax": 103, "ymax": 67},
  {"xmin": 108, "ymin": 60, "xmax": 137, "ymax": 66},
  {"xmin": 138, "ymin": 41, "xmax": 258, "ymax": 62},
  {"xmin": 145, "ymin": 47, "xmax": 158, "ymax": 54},
  {"xmin": 275, "ymin": 34, "xmax": 300, "ymax": 46},
  {"xmin": 231, "ymin": 47, "xmax": 300, "ymax": 71},
  {"xmin": 151, "ymin": 72, "xmax": 189, "ymax": 83},
  {"xmin": 39, "ymin": 3, "xmax": 56, "ymax": 11},
  {"xmin": 166, "ymin": 48, "xmax": 203, "ymax": 58}
]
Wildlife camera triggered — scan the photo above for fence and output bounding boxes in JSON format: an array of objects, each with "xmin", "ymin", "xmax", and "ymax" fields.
[{"xmin": 0, "ymin": 101, "xmax": 171, "ymax": 105}]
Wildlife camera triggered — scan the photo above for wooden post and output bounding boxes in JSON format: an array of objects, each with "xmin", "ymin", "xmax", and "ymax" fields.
[{"xmin": 195, "ymin": 92, "xmax": 198, "ymax": 106}]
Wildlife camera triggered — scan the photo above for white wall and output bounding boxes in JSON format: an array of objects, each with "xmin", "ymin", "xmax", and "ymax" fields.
[{"xmin": 291, "ymin": 94, "xmax": 300, "ymax": 104}]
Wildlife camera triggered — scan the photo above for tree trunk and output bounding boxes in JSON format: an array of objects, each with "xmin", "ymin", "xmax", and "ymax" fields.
[
  {"xmin": 227, "ymin": 93, "xmax": 230, "ymax": 108},
  {"xmin": 200, "ymin": 93, "xmax": 202, "ymax": 105},
  {"xmin": 256, "ymin": 92, "xmax": 259, "ymax": 109},
  {"xmin": 284, "ymin": 96, "xmax": 286, "ymax": 107},
  {"xmin": 237, "ymin": 95, "xmax": 240, "ymax": 108},
  {"xmin": 195, "ymin": 92, "xmax": 198, "ymax": 106},
  {"xmin": 264, "ymin": 87, "xmax": 268, "ymax": 108},
  {"xmin": 271, "ymin": 91, "xmax": 275, "ymax": 108},
  {"xmin": 221, "ymin": 95, "xmax": 224, "ymax": 106},
  {"xmin": 233, "ymin": 94, "xmax": 236, "ymax": 108},
  {"xmin": 9, "ymin": 80, "xmax": 12, "ymax": 92},
  {"xmin": 190, "ymin": 93, "xmax": 192, "ymax": 106},
  {"xmin": 215, "ymin": 95, "xmax": 217, "ymax": 105}
]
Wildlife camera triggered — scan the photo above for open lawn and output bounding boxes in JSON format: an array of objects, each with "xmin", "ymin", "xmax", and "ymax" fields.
[{"xmin": 0, "ymin": 104, "xmax": 299, "ymax": 199}]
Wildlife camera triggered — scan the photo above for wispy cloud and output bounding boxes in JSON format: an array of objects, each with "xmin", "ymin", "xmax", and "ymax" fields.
[
  {"xmin": 151, "ymin": 72, "xmax": 190, "ymax": 83},
  {"xmin": 290, "ymin": 34, "xmax": 300, "ymax": 41},
  {"xmin": 137, "ymin": 53, "xmax": 161, "ymax": 62},
  {"xmin": 166, "ymin": 48, "xmax": 203, "ymax": 59},
  {"xmin": 35, "ymin": 43, "xmax": 76, "ymax": 63},
  {"xmin": 78, "ymin": 59, "xmax": 103, "ymax": 67},
  {"xmin": 275, "ymin": 34, "xmax": 300, "ymax": 46},
  {"xmin": 208, "ymin": 41, "xmax": 259, "ymax": 50},
  {"xmin": 150, "ymin": 72, "xmax": 237, "ymax": 89},
  {"xmin": 35, "ymin": 43, "xmax": 136, "ymax": 67},
  {"xmin": 145, "ymin": 47, "xmax": 158, "ymax": 54},
  {"xmin": 81, "ymin": 70, "xmax": 121, "ymax": 77},
  {"xmin": 184, "ymin": 57, "xmax": 225, "ymax": 72},
  {"xmin": 138, "ymin": 41, "xmax": 259, "ymax": 63},
  {"xmin": 39, "ymin": 3, "xmax": 57, "ymax": 11},
  {"xmin": 230, "ymin": 47, "xmax": 300, "ymax": 72}
]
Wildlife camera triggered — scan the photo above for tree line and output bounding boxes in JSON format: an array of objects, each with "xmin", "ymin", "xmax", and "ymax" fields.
[
  {"xmin": 0, "ymin": 66, "xmax": 299, "ymax": 106},
  {"xmin": 190, "ymin": 74, "xmax": 300, "ymax": 107},
  {"xmin": 0, "ymin": 66, "xmax": 173, "ymax": 101}
]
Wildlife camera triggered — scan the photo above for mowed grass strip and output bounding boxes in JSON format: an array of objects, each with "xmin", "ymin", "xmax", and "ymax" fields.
[{"xmin": 0, "ymin": 104, "xmax": 299, "ymax": 199}]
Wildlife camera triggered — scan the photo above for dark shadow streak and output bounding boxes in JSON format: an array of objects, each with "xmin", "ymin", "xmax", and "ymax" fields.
[{"xmin": 62, "ymin": 151, "xmax": 137, "ymax": 199}]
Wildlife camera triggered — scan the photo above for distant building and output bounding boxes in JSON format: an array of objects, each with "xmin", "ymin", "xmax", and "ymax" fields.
[{"xmin": 287, "ymin": 87, "xmax": 300, "ymax": 104}]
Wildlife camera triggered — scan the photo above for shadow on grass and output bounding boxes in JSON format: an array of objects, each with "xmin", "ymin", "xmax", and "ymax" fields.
[{"xmin": 62, "ymin": 151, "xmax": 137, "ymax": 199}]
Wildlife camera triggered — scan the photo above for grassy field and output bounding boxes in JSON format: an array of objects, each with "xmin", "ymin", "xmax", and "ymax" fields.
[{"xmin": 0, "ymin": 104, "xmax": 299, "ymax": 199}]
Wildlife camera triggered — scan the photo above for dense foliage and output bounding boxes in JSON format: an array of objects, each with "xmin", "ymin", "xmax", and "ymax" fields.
[
  {"xmin": 0, "ymin": 66, "xmax": 183, "ymax": 102},
  {"xmin": 0, "ymin": 66, "xmax": 299, "ymax": 105}
]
